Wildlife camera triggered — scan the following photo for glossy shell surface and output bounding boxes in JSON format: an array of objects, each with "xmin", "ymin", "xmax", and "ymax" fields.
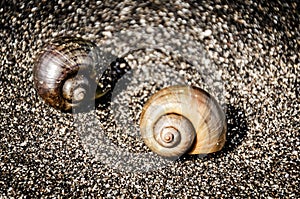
[
  {"xmin": 140, "ymin": 85, "xmax": 227, "ymax": 158},
  {"xmin": 34, "ymin": 37, "xmax": 101, "ymax": 111}
]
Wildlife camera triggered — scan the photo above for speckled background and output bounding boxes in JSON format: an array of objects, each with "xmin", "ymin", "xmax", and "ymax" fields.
[{"xmin": 0, "ymin": 0, "xmax": 299, "ymax": 198}]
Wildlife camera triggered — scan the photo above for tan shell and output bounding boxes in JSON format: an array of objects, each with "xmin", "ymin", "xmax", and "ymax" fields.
[{"xmin": 140, "ymin": 85, "xmax": 227, "ymax": 158}]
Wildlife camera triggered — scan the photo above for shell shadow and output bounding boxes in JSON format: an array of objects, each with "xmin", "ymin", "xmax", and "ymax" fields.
[
  {"xmin": 93, "ymin": 71, "xmax": 134, "ymax": 111},
  {"xmin": 178, "ymin": 104, "xmax": 248, "ymax": 162},
  {"xmin": 219, "ymin": 104, "xmax": 248, "ymax": 154},
  {"xmin": 73, "ymin": 58, "xmax": 133, "ymax": 113}
]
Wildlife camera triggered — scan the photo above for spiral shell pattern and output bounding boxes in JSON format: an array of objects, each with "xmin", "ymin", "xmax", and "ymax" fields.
[
  {"xmin": 33, "ymin": 37, "xmax": 101, "ymax": 111},
  {"xmin": 140, "ymin": 85, "xmax": 227, "ymax": 158}
]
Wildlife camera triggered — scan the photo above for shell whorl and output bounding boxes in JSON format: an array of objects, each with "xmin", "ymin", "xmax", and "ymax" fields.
[
  {"xmin": 33, "ymin": 37, "xmax": 101, "ymax": 111},
  {"xmin": 152, "ymin": 113, "xmax": 196, "ymax": 157},
  {"xmin": 140, "ymin": 85, "xmax": 227, "ymax": 158}
]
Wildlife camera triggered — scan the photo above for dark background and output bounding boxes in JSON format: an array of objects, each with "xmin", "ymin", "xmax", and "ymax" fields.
[{"xmin": 0, "ymin": 0, "xmax": 299, "ymax": 197}]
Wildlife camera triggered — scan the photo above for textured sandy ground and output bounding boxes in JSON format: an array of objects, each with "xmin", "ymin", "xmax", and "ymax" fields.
[{"xmin": 0, "ymin": 0, "xmax": 299, "ymax": 198}]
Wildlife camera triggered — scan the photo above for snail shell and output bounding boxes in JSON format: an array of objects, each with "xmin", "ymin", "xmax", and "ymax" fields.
[
  {"xmin": 33, "ymin": 37, "xmax": 102, "ymax": 111},
  {"xmin": 140, "ymin": 85, "xmax": 227, "ymax": 158}
]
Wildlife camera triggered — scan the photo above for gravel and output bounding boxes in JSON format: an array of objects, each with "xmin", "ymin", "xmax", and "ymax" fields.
[{"xmin": 0, "ymin": 0, "xmax": 299, "ymax": 197}]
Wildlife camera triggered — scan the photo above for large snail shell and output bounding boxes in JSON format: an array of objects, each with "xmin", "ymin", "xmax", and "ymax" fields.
[
  {"xmin": 140, "ymin": 85, "xmax": 227, "ymax": 158},
  {"xmin": 34, "ymin": 37, "xmax": 101, "ymax": 111}
]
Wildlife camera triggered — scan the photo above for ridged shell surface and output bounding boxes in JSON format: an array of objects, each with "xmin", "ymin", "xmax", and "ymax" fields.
[{"xmin": 33, "ymin": 37, "xmax": 101, "ymax": 111}]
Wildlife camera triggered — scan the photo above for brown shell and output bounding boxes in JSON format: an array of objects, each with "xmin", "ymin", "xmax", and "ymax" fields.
[{"xmin": 33, "ymin": 37, "xmax": 101, "ymax": 111}]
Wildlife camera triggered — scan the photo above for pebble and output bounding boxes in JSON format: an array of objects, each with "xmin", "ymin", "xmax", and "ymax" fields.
[{"xmin": 202, "ymin": 29, "xmax": 212, "ymax": 37}]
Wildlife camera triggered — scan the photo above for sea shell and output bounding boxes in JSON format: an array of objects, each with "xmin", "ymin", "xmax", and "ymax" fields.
[
  {"xmin": 140, "ymin": 85, "xmax": 227, "ymax": 158},
  {"xmin": 33, "ymin": 37, "xmax": 102, "ymax": 111},
  {"xmin": 33, "ymin": 37, "xmax": 131, "ymax": 111}
]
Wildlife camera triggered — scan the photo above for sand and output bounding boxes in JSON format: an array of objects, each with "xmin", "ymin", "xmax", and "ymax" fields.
[{"xmin": 0, "ymin": 0, "xmax": 299, "ymax": 197}]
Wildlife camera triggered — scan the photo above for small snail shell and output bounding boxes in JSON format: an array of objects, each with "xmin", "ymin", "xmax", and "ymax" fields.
[
  {"xmin": 140, "ymin": 85, "xmax": 227, "ymax": 158},
  {"xmin": 34, "ymin": 37, "xmax": 102, "ymax": 111}
]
